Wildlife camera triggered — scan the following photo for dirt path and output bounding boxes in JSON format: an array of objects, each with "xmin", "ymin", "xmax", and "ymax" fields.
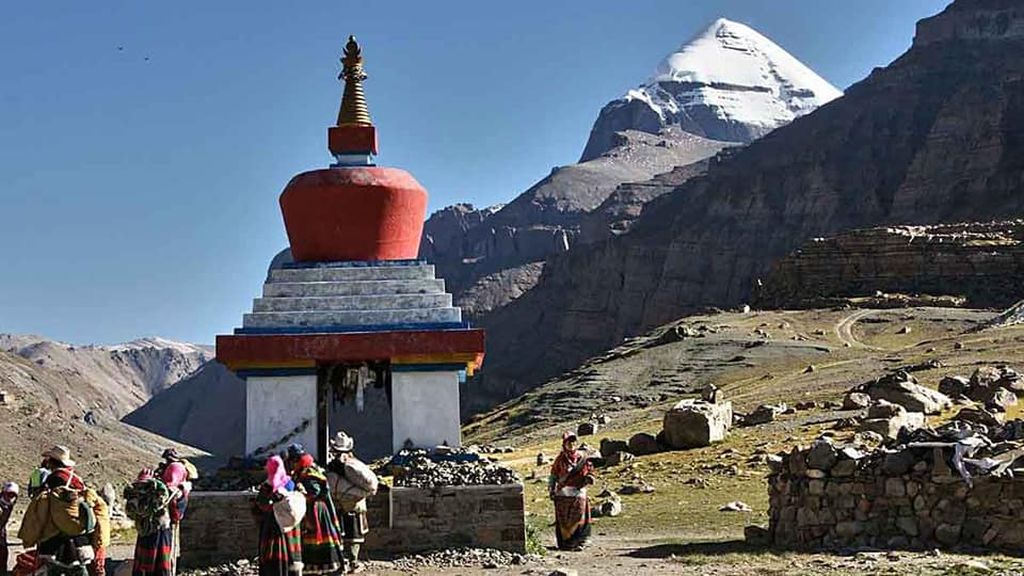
[{"xmin": 834, "ymin": 309, "xmax": 885, "ymax": 351}]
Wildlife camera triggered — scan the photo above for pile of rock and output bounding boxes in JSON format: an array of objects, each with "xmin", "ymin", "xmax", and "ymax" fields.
[
  {"xmin": 850, "ymin": 370, "xmax": 952, "ymax": 415},
  {"xmin": 387, "ymin": 449, "xmax": 520, "ymax": 488},
  {"xmin": 836, "ymin": 370, "xmax": 959, "ymax": 440},
  {"xmin": 768, "ymin": 419, "xmax": 1024, "ymax": 552},
  {"xmin": 193, "ymin": 457, "xmax": 265, "ymax": 492},
  {"xmin": 389, "ymin": 548, "xmax": 533, "ymax": 570},
  {"xmin": 939, "ymin": 366, "xmax": 1023, "ymax": 412}
]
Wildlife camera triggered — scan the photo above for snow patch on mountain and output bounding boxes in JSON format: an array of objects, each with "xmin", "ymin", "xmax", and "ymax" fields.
[{"xmin": 581, "ymin": 18, "xmax": 842, "ymax": 161}]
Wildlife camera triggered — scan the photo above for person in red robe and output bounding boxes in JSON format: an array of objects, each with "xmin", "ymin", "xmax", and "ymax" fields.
[{"xmin": 548, "ymin": 432, "xmax": 594, "ymax": 551}]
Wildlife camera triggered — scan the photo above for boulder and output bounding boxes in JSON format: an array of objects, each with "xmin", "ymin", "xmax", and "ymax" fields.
[
  {"xmin": 599, "ymin": 438, "xmax": 629, "ymax": 459},
  {"xmin": 938, "ymin": 376, "xmax": 970, "ymax": 398},
  {"xmin": 805, "ymin": 439, "xmax": 838, "ymax": 472},
  {"xmin": 956, "ymin": 406, "xmax": 1004, "ymax": 427},
  {"xmin": 985, "ymin": 387, "xmax": 1017, "ymax": 412},
  {"xmin": 744, "ymin": 525, "xmax": 770, "ymax": 545},
  {"xmin": 741, "ymin": 403, "xmax": 787, "ymax": 427},
  {"xmin": 597, "ymin": 493, "xmax": 622, "ymax": 517},
  {"xmin": 842, "ymin": 392, "xmax": 872, "ymax": 410},
  {"xmin": 859, "ymin": 370, "xmax": 952, "ymax": 414},
  {"xmin": 628, "ymin": 432, "xmax": 661, "ymax": 456},
  {"xmin": 661, "ymin": 399, "xmax": 732, "ymax": 449},
  {"xmin": 577, "ymin": 421, "xmax": 598, "ymax": 436},
  {"xmin": 967, "ymin": 366, "xmax": 1024, "ymax": 402},
  {"xmin": 701, "ymin": 383, "xmax": 721, "ymax": 403},
  {"xmin": 860, "ymin": 401, "xmax": 925, "ymax": 439}
]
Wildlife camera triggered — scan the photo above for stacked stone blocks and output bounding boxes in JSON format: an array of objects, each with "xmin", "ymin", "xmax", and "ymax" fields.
[{"xmin": 769, "ymin": 443, "xmax": 1024, "ymax": 551}]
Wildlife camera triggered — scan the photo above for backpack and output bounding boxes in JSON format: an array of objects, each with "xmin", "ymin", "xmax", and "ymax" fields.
[
  {"xmin": 49, "ymin": 475, "xmax": 95, "ymax": 537},
  {"xmin": 272, "ymin": 490, "xmax": 306, "ymax": 532},
  {"xmin": 123, "ymin": 478, "xmax": 170, "ymax": 535}
]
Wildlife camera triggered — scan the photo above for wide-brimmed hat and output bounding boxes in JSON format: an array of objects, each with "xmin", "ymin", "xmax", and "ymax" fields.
[
  {"xmin": 2, "ymin": 482, "xmax": 19, "ymax": 496},
  {"xmin": 330, "ymin": 432, "xmax": 354, "ymax": 453},
  {"xmin": 42, "ymin": 445, "xmax": 75, "ymax": 468}
]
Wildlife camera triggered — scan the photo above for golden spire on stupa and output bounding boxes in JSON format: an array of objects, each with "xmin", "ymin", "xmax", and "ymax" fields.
[{"xmin": 337, "ymin": 36, "xmax": 372, "ymax": 127}]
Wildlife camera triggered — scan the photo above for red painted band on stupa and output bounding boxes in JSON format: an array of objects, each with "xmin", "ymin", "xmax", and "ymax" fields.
[
  {"xmin": 216, "ymin": 329, "xmax": 485, "ymax": 369},
  {"xmin": 280, "ymin": 166, "xmax": 428, "ymax": 262},
  {"xmin": 329, "ymin": 125, "xmax": 378, "ymax": 155}
]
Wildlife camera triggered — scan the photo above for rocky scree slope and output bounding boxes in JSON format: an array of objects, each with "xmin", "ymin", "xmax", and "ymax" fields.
[
  {"xmin": 580, "ymin": 18, "xmax": 842, "ymax": 162},
  {"xmin": 471, "ymin": 0, "xmax": 1024, "ymax": 412}
]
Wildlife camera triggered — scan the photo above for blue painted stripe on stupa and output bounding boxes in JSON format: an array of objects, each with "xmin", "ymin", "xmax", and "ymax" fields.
[
  {"xmin": 391, "ymin": 363, "xmax": 469, "ymax": 372},
  {"xmin": 235, "ymin": 367, "xmax": 319, "ymax": 379},
  {"xmin": 233, "ymin": 320, "xmax": 471, "ymax": 335}
]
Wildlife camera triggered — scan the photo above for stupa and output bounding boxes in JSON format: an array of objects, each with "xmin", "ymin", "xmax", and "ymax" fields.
[{"xmin": 216, "ymin": 36, "xmax": 485, "ymax": 462}]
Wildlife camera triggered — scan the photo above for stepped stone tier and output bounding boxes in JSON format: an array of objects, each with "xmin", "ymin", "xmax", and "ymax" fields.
[{"xmin": 215, "ymin": 36, "xmax": 484, "ymax": 462}]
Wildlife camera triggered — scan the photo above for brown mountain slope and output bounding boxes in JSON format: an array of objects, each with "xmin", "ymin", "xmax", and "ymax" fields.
[
  {"xmin": 469, "ymin": 0, "xmax": 1024, "ymax": 412},
  {"xmin": 0, "ymin": 349, "xmax": 201, "ymax": 489}
]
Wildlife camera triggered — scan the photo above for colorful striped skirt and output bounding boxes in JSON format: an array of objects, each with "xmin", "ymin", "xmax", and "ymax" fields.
[
  {"xmin": 258, "ymin": 513, "xmax": 302, "ymax": 576},
  {"xmin": 553, "ymin": 494, "xmax": 591, "ymax": 550},
  {"xmin": 132, "ymin": 528, "xmax": 174, "ymax": 576},
  {"xmin": 299, "ymin": 499, "xmax": 343, "ymax": 574}
]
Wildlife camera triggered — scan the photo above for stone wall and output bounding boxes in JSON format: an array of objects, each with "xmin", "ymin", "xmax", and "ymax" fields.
[
  {"xmin": 181, "ymin": 483, "xmax": 526, "ymax": 568},
  {"xmin": 768, "ymin": 443, "xmax": 1024, "ymax": 551}
]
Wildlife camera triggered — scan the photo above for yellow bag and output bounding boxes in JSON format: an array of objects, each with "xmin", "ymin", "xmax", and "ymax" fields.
[
  {"xmin": 48, "ymin": 487, "xmax": 89, "ymax": 537},
  {"xmin": 84, "ymin": 488, "xmax": 111, "ymax": 548},
  {"xmin": 17, "ymin": 493, "xmax": 50, "ymax": 547}
]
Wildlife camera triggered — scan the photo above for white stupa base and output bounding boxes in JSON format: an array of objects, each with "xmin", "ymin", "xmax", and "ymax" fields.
[
  {"xmin": 390, "ymin": 370, "xmax": 462, "ymax": 452},
  {"xmin": 245, "ymin": 374, "xmax": 319, "ymax": 456}
]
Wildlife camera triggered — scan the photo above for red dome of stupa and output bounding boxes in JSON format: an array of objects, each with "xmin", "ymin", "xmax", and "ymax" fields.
[{"xmin": 280, "ymin": 36, "xmax": 427, "ymax": 262}]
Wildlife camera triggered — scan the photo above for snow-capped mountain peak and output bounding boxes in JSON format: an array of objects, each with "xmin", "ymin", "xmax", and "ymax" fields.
[{"xmin": 581, "ymin": 18, "xmax": 842, "ymax": 161}]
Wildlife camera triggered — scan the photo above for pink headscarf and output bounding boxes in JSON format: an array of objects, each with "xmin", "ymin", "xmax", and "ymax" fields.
[
  {"xmin": 266, "ymin": 455, "xmax": 291, "ymax": 493},
  {"xmin": 161, "ymin": 462, "xmax": 188, "ymax": 489}
]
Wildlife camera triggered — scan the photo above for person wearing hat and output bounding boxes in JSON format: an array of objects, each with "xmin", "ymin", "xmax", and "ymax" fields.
[
  {"xmin": 0, "ymin": 482, "xmax": 18, "ymax": 576},
  {"xmin": 548, "ymin": 431, "xmax": 594, "ymax": 551},
  {"xmin": 325, "ymin": 432, "xmax": 377, "ymax": 574},
  {"xmin": 41, "ymin": 445, "xmax": 84, "ymax": 491}
]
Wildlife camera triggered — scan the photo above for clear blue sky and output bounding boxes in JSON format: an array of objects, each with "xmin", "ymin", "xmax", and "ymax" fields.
[{"xmin": 0, "ymin": 1, "xmax": 950, "ymax": 345}]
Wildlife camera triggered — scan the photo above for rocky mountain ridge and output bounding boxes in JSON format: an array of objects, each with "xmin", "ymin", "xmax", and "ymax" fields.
[
  {"xmin": 468, "ymin": 0, "xmax": 1024, "ymax": 413},
  {"xmin": 0, "ymin": 333, "xmax": 212, "ymax": 417}
]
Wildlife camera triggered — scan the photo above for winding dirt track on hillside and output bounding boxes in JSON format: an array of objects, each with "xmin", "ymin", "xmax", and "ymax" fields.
[{"xmin": 834, "ymin": 309, "xmax": 887, "ymax": 351}]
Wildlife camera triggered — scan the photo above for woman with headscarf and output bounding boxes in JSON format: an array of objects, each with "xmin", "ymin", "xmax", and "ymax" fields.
[
  {"xmin": 290, "ymin": 448, "xmax": 343, "ymax": 575},
  {"xmin": 254, "ymin": 456, "xmax": 303, "ymax": 576},
  {"xmin": 127, "ymin": 469, "xmax": 175, "ymax": 576},
  {"xmin": 160, "ymin": 463, "xmax": 190, "ymax": 575},
  {"xmin": 548, "ymin": 431, "xmax": 594, "ymax": 551}
]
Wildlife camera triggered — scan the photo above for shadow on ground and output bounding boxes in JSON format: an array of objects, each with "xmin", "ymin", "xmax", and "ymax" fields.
[{"xmin": 625, "ymin": 540, "xmax": 767, "ymax": 559}]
